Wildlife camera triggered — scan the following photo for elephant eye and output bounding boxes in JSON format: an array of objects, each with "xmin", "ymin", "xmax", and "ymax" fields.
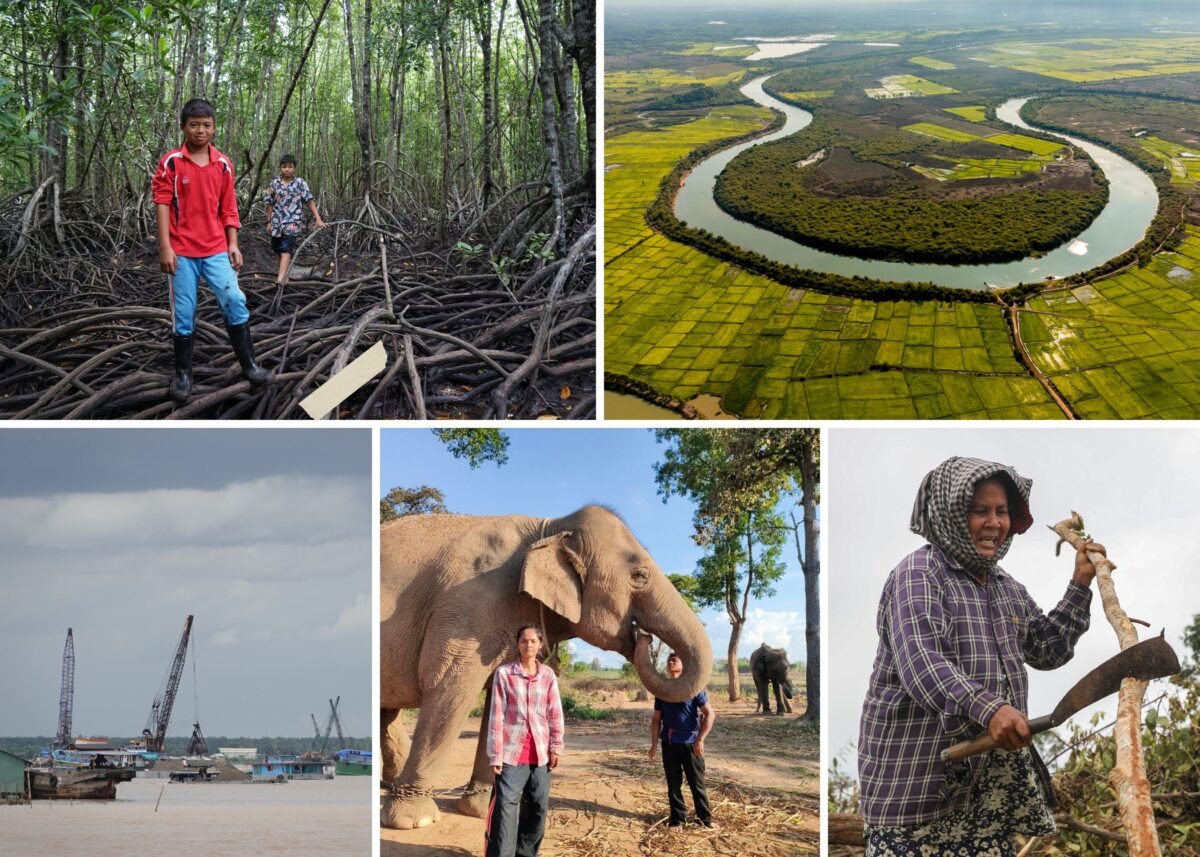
[{"xmin": 631, "ymin": 567, "xmax": 650, "ymax": 589}]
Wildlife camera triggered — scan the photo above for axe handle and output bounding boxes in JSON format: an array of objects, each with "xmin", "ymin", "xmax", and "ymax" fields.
[{"xmin": 941, "ymin": 714, "xmax": 1053, "ymax": 762}]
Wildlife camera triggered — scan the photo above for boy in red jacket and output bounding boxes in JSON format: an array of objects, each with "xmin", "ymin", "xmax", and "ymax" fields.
[{"xmin": 153, "ymin": 98, "xmax": 268, "ymax": 402}]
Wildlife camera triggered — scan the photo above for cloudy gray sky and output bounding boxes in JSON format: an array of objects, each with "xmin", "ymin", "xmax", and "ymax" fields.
[
  {"xmin": 829, "ymin": 427, "xmax": 1200, "ymax": 773},
  {"xmin": 0, "ymin": 429, "xmax": 371, "ymax": 739}
]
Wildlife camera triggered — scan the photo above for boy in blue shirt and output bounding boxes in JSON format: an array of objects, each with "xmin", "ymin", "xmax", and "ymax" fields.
[{"xmin": 648, "ymin": 652, "xmax": 719, "ymax": 830}]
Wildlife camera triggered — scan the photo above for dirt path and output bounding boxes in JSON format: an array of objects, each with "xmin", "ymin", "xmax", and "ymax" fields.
[{"xmin": 381, "ymin": 698, "xmax": 820, "ymax": 857}]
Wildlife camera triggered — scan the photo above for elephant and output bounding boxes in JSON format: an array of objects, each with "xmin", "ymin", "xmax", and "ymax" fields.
[
  {"xmin": 380, "ymin": 505, "xmax": 714, "ymax": 830},
  {"xmin": 750, "ymin": 643, "xmax": 795, "ymax": 715}
]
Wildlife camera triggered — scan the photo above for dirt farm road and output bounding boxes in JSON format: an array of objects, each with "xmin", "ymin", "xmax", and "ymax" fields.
[{"xmin": 381, "ymin": 697, "xmax": 820, "ymax": 857}]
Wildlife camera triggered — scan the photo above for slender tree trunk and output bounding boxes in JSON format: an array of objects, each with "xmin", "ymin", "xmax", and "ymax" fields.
[
  {"xmin": 532, "ymin": 0, "xmax": 566, "ymax": 252},
  {"xmin": 794, "ymin": 487, "xmax": 819, "ymax": 722},
  {"xmin": 436, "ymin": 26, "xmax": 454, "ymax": 241}
]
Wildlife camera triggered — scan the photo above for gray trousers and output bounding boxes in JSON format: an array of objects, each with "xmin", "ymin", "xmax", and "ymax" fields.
[{"xmin": 483, "ymin": 763, "xmax": 551, "ymax": 857}]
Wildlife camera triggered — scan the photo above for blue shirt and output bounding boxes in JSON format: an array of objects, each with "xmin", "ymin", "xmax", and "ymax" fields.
[{"xmin": 653, "ymin": 690, "xmax": 709, "ymax": 745}]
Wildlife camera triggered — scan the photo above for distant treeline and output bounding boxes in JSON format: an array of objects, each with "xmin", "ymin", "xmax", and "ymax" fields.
[
  {"xmin": 644, "ymin": 111, "xmax": 1044, "ymax": 305},
  {"xmin": 0, "ymin": 735, "xmax": 369, "ymax": 760},
  {"xmin": 1020, "ymin": 95, "xmax": 1189, "ymax": 286},
  {"xmin": 712, "ymin": 116, "xmax": 1108, "ymax": 265}
]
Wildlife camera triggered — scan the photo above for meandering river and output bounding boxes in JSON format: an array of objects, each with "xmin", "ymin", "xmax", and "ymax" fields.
[{"xmin": 674, "ymin": 75, "xmax": 1159, "ymax": 289}]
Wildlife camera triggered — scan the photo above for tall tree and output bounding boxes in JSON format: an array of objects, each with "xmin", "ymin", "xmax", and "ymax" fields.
[
  {"xmin": 662, "ymin": 429, "xmax": 820, "ymax": 721},
  {"xmin": 432, "ymin": 428, "xmax": 509, "ymax": 468}
]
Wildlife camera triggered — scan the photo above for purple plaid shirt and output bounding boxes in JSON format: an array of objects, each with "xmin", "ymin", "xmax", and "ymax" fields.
[{"xmin": 859, "ymin": 543, "xmax": 1091, "ymax": 826}]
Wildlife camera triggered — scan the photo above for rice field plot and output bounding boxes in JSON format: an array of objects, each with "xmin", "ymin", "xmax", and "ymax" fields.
[
  {"xmin": 909, "ymin": 56, "xmax": 956, "ymax": 70},
  {"xmin": 605, "ymin": 105, "xmax": 771, "ymax": 262},
  {"xmin": 1021, "ymin": 228, "xmax": 1200, "ymax": 418},
  {"xmin": 1138, "ymin": 136, "xmax": 1200, "ymax": 186},
  {"xmin": 971, "ymin": 37, "xmax": 1200, "ymax": 83},
  {"xmin": 985, "ymin": 132, "xmax": 1064, "ymax": 157},
  {"xmin": 944, "ymin": 105, "xmax": 986, "ymax": 121},
  {"xmin": 779, "ymin": 90, "xmax": 835, "ymax": 101},
  {"xmin": 913, "ymin": 157, "xmax": 1043, "ymax": 181},
  {"xmin": 902, "ymin": 122, "xmax": 980, "ymax": 143},
  {"xmin": 606, "ymin": 67, "xmax": 747, "ymax": 111},
  {"xmin": 865, "ymin": 74, "xmax": 957, "ymax": 99}
]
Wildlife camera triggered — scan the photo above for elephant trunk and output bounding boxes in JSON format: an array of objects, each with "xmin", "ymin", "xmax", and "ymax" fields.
[{"xmin": 632, "ymin": 608, "xmax": 712, "ymax": 703}]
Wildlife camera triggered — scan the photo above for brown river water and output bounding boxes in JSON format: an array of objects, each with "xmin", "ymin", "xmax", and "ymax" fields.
[{"xmin": 1, "ymin": 775, "xmax": 370, "ymax": 855}]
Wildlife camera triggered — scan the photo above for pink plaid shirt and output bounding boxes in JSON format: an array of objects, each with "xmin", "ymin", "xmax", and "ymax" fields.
[{"xmin": 488, "ymin": 660, "xmax": 565, "ymax": 768}]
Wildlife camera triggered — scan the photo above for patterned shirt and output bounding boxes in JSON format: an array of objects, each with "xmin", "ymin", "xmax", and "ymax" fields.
[
  {"xmin": 858, "ymin": 543, "xmax": 1091, "ymax": 826},
  {"xmin": 487, "ymin": 661, "xmax": 565, "ymax": 768},
  {"xmin": 263, "ymin": 176, "xmax": 314, "ymax": 237}
]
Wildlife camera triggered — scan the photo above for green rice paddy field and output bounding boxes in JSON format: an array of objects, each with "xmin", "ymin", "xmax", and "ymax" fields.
[{"xmin": 606, "ymin": 106, "xmax": 1200, "ymax": 419}]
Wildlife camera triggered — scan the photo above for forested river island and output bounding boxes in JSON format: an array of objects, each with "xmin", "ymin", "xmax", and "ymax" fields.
[{"xmin": 604, "ymin": 0, "xmax": 1200, "ymax": 419}]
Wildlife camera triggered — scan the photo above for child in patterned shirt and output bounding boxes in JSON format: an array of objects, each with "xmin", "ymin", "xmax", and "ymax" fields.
[{"xmin": 263, "ymin": 154, "xmax": 325, "ymax": 285}]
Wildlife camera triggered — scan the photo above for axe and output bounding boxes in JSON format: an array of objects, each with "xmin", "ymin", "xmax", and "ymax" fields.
[{"xmin": 941, "ymin": 633, "xmax": 1180, "ymax": 762}]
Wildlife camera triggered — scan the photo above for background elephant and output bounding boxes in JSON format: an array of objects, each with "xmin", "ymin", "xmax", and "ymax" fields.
[
  {"xmin": 380, "ymin": 504, "xmax": 713, "ymax": 830},
  {"xmin": 751, "ymin": 643, "xmax": 795, "ymax": 715}
]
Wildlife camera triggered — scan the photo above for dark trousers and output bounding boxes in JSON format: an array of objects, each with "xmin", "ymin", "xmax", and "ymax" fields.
[
  {"xmin": 662, "ymin": 742, "xmax": 711, "ymax": 824},
  {"xmin": 484, "ymin": 763, "xmax": 550, "ymax": 857}
]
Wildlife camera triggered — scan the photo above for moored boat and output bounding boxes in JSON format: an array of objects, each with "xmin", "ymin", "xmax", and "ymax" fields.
[
  {"xmin": 334, "ymin": 749, "xmax": 371, "ymax": 776},
  {"xmin": 29, "ymin": 766, "xmax": 136, "ymax": 800}
]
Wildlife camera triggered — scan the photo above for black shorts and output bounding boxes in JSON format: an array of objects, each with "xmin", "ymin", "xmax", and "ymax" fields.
[{"xmin": 271, "ymin": 235, "xmax": 298, "ymax": 255}]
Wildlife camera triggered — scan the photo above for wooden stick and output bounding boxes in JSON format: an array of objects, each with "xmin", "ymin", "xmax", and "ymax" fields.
[{"xmin": 1050, "ymin": 512, "xmax": 1161, "ymax": 855}]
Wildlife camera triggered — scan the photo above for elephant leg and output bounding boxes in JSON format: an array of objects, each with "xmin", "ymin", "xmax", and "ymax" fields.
[
  {"xmin": 457, "ymin": 683, "xmax": 495, "ymax": 819},
  {"xmin": 773, "ymin": 680, "xmax": 786, "ymax": 716},
  {"xmin": 382, "ymin": 677, "xmax": 480, "ymax": 830},
  {"xmin": 381, "ymin": 708, "xmax": 410, "ymax": 785}
]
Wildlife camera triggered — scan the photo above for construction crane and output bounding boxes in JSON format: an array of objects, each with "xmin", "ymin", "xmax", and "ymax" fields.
[
  {"xmin": 310, "ymin": 714, "xmax": 323, "ymax": 751},
  {"xmin": 329, "ymin": 697, "xmax": 345, "ymax": 750},
  {"xmin": 53, "ymin": 628, "xmax": 75, "ymax": 749},
  {"xmin": 142, "ymin": 615, "xmax": 193, "ymax": 754}
]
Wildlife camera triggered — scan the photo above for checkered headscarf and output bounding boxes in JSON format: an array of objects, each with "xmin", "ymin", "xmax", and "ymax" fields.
[{"xmin": 910, "ymin": 457, "xmax": 1033, "ymax": 573}]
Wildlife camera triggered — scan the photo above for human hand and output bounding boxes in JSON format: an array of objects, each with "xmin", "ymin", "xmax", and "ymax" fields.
[
  {"xmin": 228, "ymin": 246, "xmax": 243, "ymax": 270},
  {"xmin": 1072, "ymin": 540, "xmax": 1106, "ymax": 587},
  {"xmin": 693, "ymin": 740, "xmax": 705, "ymax": 758},
  {"xmin": 491, "ymin": 765, "xmax": 502, "ymax": 777},
  {"xmin": 159, "ymin": 246, "xmax": 177, "ymax": 275},
  {"xmin": 549, "ymin": 753, "xmax": 559, "ymax": 770},
  {"xmin": 648, "ymin": 746, "xmax": 656, "ymax": 762},
  {"xmin": 315, "ymin": 219, "xmax": 327, "ymax": 229},
  {"xmin": 987, "ymin": 704, "xmax": 1032, "ymax": 751}
]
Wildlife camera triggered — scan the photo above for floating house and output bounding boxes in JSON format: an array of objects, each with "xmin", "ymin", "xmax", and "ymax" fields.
[
  {"xmin": 250, "ymin": 755, "xmax": 333, "ymax": 781},
  {"xmin": 0, "ymin": 748, "xmax": 29, "ymax": 803}
]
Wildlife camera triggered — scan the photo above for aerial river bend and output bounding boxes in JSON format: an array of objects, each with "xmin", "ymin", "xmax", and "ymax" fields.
[{"xmin": 674, "ymin": 74, "xmax": 1159, "ymax": 290}]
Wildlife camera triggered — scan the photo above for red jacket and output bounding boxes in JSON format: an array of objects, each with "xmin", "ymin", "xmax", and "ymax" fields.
[{"xmin": 152, "ymin": 143, "xmax": 242, "ymax": 257}]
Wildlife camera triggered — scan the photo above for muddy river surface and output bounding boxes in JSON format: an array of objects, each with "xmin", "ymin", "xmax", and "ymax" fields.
[{"xmin": 1, "ymin": 775, "xmax": 370, "ymax": 856}]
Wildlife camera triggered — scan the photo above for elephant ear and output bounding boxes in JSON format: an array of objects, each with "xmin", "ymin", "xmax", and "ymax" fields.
[{"xmin": 520, "ymin": 532, "xmax": 587, "ymax": 624}]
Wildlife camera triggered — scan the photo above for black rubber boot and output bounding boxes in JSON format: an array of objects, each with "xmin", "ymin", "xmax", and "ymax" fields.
[
  {"xmin": 225, "ymin": 320, "xmax": 270, "ymax": 386},
  {"xmin": 169, "ymin": 333, "xmax": 194, "ymax": 402}
]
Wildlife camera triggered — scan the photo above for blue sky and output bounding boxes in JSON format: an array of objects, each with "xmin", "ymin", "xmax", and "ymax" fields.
[{"xmin": 380, "ymin": 428, "xmax": 812, "ymax": 669}]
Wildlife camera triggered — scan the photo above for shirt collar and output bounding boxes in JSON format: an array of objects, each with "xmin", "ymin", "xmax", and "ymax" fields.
[
  {"xmin": 509, "ymin": 660, "xmax": 543, "ymax": 678},
  {"xmin": 180, "ymin": 143, "xmax": 215, "ymax": 164},
  {"xmin": 929, "ymin": 542, "xmax": 1008, "ymax": 583}
]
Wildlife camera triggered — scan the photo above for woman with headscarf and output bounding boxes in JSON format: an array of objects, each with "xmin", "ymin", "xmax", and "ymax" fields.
[{"xmin": 858, "ymin": 457, "xmax": 1105, "ymax": 856}]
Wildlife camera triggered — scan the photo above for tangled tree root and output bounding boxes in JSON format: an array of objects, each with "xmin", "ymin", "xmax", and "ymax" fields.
[{"xmin": 0, "ymin": 201, "xmax": 595, "ymax": 420}]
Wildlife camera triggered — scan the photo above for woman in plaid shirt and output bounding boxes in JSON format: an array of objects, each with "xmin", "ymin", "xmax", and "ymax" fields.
[
  {"xmin": 858, "ymin": 457, "xmax": 1105, "ymax": 856},
  {"xmin": 483, "ymin": 624, "xmax": 564, "ymax": 857}
]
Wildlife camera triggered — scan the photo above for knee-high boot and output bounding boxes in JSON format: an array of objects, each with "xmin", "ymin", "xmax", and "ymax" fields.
[
  {"xmin": 169, "ymin": 333, "xmax": 194, "ymax": 401},
  {"xmin": 225, "ymin": 320, "xmax": 270, "ymax": 385}
]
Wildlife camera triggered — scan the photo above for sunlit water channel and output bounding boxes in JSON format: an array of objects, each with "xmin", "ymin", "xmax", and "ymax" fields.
[{"xmin": 674, "ymin": 75, "xmax": 1159, "ymax": 289}]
